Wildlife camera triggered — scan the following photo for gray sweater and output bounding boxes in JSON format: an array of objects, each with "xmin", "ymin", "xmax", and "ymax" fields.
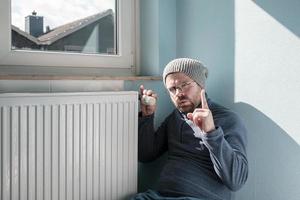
[{"xmin": 138, "ymin": 99, "xmax": 248, "ymax": 200}]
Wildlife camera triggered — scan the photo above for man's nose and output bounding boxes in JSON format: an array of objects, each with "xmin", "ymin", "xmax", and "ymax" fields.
[{"xmin": 175, "ymin": 89, "xmax": 184, "ymax": 97}]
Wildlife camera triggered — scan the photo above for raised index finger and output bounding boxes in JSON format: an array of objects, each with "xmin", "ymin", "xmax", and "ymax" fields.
[{"xmin": 201, "ymin": 89, "xmax": 209, "ymax": 109}]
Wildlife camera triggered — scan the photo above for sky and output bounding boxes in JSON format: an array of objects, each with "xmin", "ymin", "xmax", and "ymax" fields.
[{"xmin": 12, "ymin": 0, "xmax": 115, "ymax": 31}]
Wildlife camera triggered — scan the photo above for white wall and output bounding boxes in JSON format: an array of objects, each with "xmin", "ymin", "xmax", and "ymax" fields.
[
  {"xmin": 235, "ymin": 0, "xmax": 300, "ymax": 144},
  {"xmin": 234, "ymin": 0, "xmax": 300, "ymax": 199}
]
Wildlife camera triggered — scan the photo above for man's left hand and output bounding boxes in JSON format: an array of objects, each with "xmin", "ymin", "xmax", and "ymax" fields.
[{"xmin": 187, "ymin": 89, "xmax": 215, "ymax": 133}]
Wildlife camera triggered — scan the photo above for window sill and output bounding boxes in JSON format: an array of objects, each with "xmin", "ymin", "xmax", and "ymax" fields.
[{"xmin": 0, "ymin": 75, "xmax": 162, "ymax": 81}]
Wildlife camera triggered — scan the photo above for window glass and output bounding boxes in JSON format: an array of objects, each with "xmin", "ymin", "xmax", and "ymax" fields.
[
  {"xmin": 11, "ymin": 0, "xmax": 116, "ymax": 55},
  {"xmin": 0, "ymin": 0, "xmax": 136, "ymax": 73}
]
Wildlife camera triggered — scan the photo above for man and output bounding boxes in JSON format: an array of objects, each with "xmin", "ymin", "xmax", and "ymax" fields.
[{"xmin": 133, "ymin": 58, "xmax": 248, "ymax": 200}]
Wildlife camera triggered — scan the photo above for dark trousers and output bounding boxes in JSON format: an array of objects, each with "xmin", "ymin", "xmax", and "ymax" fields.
[{"xmin": 131, "ymin": 189, "xmax": 204, "ymax": 200}]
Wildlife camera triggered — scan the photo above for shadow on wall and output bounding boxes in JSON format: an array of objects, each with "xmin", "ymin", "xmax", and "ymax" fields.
[
  {"xmin": 232, "ymin": 103, "xmax": 300, "ymax": 200},
  {"xmin": 254, "ymin": 0, "xmax": 300, "ymax": 37}
]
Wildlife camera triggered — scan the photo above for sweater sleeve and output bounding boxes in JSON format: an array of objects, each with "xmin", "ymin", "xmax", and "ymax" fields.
[
  {"xmin": 201, "ymin": 113, "xmax": 248, "ymax": 191},
  {"xmin": 138, "ymin": 112, "xmax": 168, "ymax": 163}
]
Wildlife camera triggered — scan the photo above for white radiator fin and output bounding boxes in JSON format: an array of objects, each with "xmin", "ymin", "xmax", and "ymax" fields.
[{"xmin": 0, "ymin": 92, "xmax": 138, "ymax": 200}]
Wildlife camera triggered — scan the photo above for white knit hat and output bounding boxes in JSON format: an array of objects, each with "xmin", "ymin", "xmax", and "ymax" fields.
[{"xmin": 163, "ymin": 58, "xmax": 208, "ymax": 88}]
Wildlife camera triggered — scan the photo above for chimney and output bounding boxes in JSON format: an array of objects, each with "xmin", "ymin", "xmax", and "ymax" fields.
[
  {"xmin": 25, "ymin": 11, "xmax": 44, "ymax": 37},
  {"xmin": 45, "ymin": 25, "xmax": 51, "ymax": 33}
]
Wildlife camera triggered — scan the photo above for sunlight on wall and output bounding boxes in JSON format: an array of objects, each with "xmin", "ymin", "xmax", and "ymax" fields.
[{"xmin": 234, "ymin": 0, "xmax": 300, "ymax": 144}]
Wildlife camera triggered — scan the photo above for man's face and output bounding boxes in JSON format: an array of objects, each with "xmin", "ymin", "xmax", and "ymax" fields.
[{"xmin": 165, "ymin": 72, "xmax": 202, "ymax": 113}]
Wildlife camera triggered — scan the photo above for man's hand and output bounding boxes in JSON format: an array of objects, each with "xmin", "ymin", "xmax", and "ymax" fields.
[
  {"xmin": 187, "ymin": 89, "xmax": 215, "ymax": 133},
  {"xmin": 140, "ymin": 85, "xmax": 157, "ymax": 116}
]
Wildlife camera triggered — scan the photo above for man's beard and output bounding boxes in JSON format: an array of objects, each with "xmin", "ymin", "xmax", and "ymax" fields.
[{"xmin": 175, "ymin": 96, "xmax": 195, "ymax": 113}]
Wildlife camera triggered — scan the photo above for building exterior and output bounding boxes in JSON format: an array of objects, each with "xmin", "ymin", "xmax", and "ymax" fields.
[
  {"xmin": 11, "ymin": 25, "xmax": 40, "ymax": 50},
  {"xmin": 11, "ymin": 9, "xmax": 115, "ymax": 54},
  {"xmin": 25, "ymin": 11, "xmax": 44, "ymax": 37}
]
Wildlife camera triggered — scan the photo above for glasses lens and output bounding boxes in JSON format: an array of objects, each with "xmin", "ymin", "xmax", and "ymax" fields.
[{"xmin": 168, "ymin": 81, "xmax": 194, "ymax": 96}]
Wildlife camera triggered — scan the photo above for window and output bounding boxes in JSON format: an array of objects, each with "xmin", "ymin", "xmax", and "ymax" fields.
[{"xmin": 0, "ymin": 0, "xmax": 138, "ymax": 75}]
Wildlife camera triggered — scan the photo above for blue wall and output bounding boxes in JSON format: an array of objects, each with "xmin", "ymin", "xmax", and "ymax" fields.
[
  {"xmin": 176, "ymin": 0, "xmax": 235, "ymax": 107},
  {"xmin": 139, "ymin": 0, "xmax": 177, "ymax": 76},
  {"xmin": 138, "ymin": 0, "xmax": 235, "ymax": 106}
]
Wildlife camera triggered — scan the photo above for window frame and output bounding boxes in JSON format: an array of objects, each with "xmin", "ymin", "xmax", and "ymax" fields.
[{"xmin": 0, "ymin": 0, "xmax": 139, "ymax": 75}]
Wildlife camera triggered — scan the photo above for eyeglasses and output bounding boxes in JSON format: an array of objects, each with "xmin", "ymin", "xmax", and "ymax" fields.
[{"xmin": 167, "ymin": 81, "xmax": 195, "ymax": 96}]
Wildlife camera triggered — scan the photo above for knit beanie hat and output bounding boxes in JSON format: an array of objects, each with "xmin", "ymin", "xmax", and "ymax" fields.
[{"xmin": 163, "ymin": 58, "xmax": 208, "ymax": 88}]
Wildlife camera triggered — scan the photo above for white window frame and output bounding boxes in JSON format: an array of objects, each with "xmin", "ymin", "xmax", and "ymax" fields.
[{"xmin": 0, "ymin": 0, "xmax": 139, "ymax": 75}]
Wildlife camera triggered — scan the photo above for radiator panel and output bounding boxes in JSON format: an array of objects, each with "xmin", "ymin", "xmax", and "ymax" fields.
[{"xmin": 0, "ymin": 92, "xmax": 138, "ymax": 200}]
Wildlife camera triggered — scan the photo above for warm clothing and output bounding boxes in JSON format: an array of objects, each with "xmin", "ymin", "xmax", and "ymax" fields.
[
  {"xmin": 133, "ymin": 189, "xmax": 203, "ymax": 200},
  {"xmin": 138, "ymin": 99, "xmax": 248, "ymax": 200}
]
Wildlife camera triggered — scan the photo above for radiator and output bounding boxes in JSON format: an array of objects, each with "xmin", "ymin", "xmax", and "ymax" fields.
[{"xmin": 0, "ymin": 91, "xmax": 138, "ymax": 200}]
